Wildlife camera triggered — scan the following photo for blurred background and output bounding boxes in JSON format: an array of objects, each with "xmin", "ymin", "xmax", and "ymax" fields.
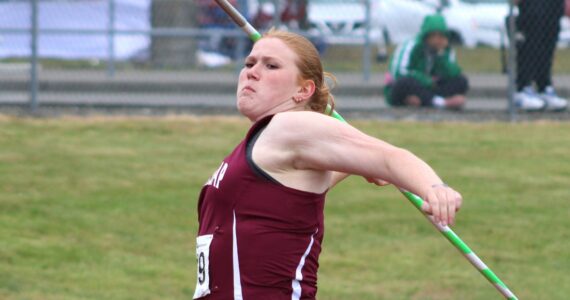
[{"xmin": 1, "ymin": 0, "xmax": 570, "ymax": 119}]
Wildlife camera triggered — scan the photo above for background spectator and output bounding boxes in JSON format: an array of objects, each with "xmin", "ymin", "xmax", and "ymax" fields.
[
  {"xmin": 384, "ymin": 14, "xmax": 468, "ymax": 110},
  {"xmin": 514, "ymin": 0, "xmax": 568, "ymax": 111},
  {"xmin": 252, "ymin": 0, "xmax": 326, "ymax": 54},
  {"xmin": 197, "ymin": 0, "xmax": 240, "ymax": 59}
]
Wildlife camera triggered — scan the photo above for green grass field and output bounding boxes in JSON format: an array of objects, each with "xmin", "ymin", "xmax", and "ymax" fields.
[{"xmin": 1, "ymin": 116, "xmax": 569, "ymax": 299}]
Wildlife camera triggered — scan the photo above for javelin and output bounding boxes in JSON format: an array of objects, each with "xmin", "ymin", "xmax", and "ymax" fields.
[{"xmin": 213, "ymin": 0, "xmax": 518, "ymax": 298}]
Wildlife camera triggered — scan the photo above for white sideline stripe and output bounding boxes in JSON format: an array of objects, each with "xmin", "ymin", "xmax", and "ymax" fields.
[
  {"xmin": 233, "ymin": 211, "xmax": 243, "ymax": 300},
  {"xmin": 466, "ymin": 253, "xmax": 488, "ymax": 271},
  {"xmin": 291, "ymin": 229, "xmax": 318, "ymax": 300}
]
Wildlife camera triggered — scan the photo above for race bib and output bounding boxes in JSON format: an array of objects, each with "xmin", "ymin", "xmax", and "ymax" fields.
[{"xmin": 193, "ymin": 234, "xmax": 214, "ymax": 299}]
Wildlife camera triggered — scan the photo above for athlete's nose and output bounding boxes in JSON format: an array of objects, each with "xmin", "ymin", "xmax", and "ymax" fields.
[{"xmin": 246, "ymin": 64, "xmax": 260, "ymax": 81}]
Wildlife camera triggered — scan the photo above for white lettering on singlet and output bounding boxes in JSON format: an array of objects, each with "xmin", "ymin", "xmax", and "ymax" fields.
[{"xmin": 205, "ymin": 162, "xmax": 229, "ymax": 189}]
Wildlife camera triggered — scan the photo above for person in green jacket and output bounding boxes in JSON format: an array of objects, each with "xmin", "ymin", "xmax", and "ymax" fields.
[{"xmin": 384, "ymin": 14, "xmax": 468, "ymax": 109}]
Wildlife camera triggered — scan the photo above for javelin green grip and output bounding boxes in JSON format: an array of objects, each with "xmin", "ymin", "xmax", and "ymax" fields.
[{"xmin": 215, "ymin": 0, "xmax": 517, "ymax": 298}]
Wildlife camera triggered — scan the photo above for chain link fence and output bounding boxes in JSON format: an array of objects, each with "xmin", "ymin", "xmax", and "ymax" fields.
[{"xmin": 0, "ymin": 0, "xmax": 569, "ymax": 118}]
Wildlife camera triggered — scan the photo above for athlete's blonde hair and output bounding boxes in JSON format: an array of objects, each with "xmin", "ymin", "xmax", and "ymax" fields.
[{"xmin": 262, "ymin": 29, "xmax": 336, "ymax": 115}]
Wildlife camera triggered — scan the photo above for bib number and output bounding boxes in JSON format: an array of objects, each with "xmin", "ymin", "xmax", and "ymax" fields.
[{"xmin": 193, "ymin": 234, "xmax": 214, "ymax": 299}]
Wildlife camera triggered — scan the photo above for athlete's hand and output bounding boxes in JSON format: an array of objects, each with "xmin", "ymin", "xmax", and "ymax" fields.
[
  {"xmin": 421, "ymin": 185, "xmax": 462, "ymax": 227},
  {"xmin": 364, "ymin": 177, "xmax": 391, "ymax": 186}
]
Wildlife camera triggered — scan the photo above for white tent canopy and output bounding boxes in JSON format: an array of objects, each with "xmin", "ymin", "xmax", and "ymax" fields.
[{"xmin": 0, "ymin": 0, "xmax": 150, "ymax": 60}]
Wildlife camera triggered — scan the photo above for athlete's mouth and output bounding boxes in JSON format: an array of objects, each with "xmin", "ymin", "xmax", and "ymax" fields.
[{"xmin": 242, "ymin": 86, "xmax": 256, "ymax": 93}]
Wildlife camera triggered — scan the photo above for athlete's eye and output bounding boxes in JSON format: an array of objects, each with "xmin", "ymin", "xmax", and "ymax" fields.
[
  {"xmin": 266, "ymin": 64, "xmax": 279, "ymax": 70},
  {"xmin": 245, "ymin": 62, "xmax": 254, "ymax": 68}
]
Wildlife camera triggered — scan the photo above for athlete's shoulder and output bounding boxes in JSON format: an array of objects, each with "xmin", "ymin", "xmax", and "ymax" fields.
[
  {"xmin": 272, "ymin": 111, "xmax": 338, "ymax": 126},
  {"xmin": 263, "ymin": 111, "xmax": 347, "ymax": 147}
]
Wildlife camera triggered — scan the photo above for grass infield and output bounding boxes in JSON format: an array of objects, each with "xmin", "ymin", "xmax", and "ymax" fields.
[{"xmin": 1, "ymin": 116, "xmax": 569, "ymax": 299}]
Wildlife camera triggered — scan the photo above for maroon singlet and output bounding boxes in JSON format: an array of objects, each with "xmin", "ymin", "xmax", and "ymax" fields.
[{"xmin": 194, "ymin": 115, "xmax": 327, "ymax": 300}]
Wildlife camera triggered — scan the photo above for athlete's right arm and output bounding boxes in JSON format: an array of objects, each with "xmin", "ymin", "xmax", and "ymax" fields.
[{"xmin": 266, "ymin": 111, "xmax": 462, "ymax": 226}]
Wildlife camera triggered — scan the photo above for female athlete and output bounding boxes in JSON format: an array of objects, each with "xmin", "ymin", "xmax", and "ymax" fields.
[{"xmin": 194, "ymin": 30, "xmax": 463, "ymax": 300}]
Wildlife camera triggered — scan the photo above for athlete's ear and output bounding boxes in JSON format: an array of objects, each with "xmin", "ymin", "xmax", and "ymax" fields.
[{"xmin": 294, "ymin": 80, "xmax": 316, "ymax": 103}]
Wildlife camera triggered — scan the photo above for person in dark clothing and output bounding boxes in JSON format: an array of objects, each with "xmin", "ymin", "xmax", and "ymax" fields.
[
  {"xmin": 514, "ymin": 0, "xmax": 568, "ymax": 111},
  {"xmin": 385, "ymin": 14, "xmax": 469, "ymax": 110},
  {"xmin": 389, "ymin": 76, "xmax": 469, "ymax": 108}
]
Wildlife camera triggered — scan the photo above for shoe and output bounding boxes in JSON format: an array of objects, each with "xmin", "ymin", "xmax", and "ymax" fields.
[
  {"xmin": 540, "ymin": 86, "xmax": 568, "ymax": 111},
  {"xmin": 432, "ymin": 95, "xmax": 446, "ymax": 109},
  {"xmin": 514, "ymin": 87, "xmax": 545, "ymax": 111}
]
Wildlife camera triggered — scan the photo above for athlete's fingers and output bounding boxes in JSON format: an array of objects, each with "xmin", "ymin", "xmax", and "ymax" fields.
[
  {"xmin": 364, "ymin": 177, "xmax": 390, "ymax": 186},
  {"xmin": 422, "ymin": 187, "xmax": 462, "ymax": 226},
  {"xmin": 429, "ymin": 191, "xmax": 441, "ymax": 224},
  {"xmin": 455, "ymin": 191, "xmax": 463, "ymax": 212},
  {"xmin": 448, "ymin": 191, "xmax": 457, "ymax": 226},
  {"xmin": 438, "ymin": 189, "xmax": 449, "ymax": 227},
  {"xmin": 374, "ymin": 179, "xmax": 390, "ymax": 186}
]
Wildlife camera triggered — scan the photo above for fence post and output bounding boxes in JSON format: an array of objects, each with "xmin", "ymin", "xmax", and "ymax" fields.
[
  {"xmin": 29, "ymin": 0, "xmax": 39, "ymax": 113},
  {"xmin": 507, "ymin": 0, "xmax": 517, "ymax": 121},
  {"xmin": 362, "ymin": 0, "xmax": 371, "ymax": 82},
  {"xmin": 107, "ymin": 0, "xmax": 116, "ymax": 77}
]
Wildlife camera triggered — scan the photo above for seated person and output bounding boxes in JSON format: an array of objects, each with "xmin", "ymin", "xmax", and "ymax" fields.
[
  {"xmin": 197, "ymin": 0, "xmax": 242, "ymax": 59},
  {"xmin": 384, "ymin": 14, "xmax": 469, "ymax": 109}
]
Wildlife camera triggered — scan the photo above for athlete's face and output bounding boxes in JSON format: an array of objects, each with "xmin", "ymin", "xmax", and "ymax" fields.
[{"xmin": 237, "ymin": 38, "xmax": 303, "ymax": 121}]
